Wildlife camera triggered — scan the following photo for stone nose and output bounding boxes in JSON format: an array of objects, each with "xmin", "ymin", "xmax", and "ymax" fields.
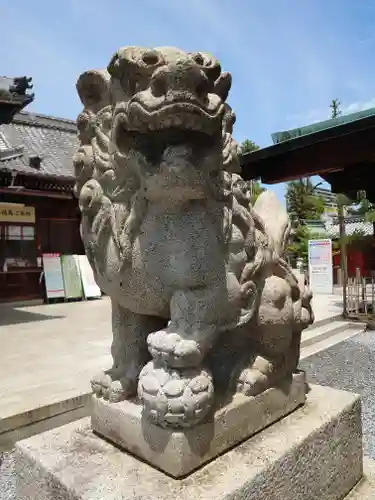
[{"xmin": 150, "ymin": 60, "xmax": 210, "ymax": 100}]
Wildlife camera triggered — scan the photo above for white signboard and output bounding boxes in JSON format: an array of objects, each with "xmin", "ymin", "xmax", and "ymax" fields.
[
  {"xmin": 42, "ymin": 253, "xmax": 65, "ymax": 299},
  {"xmin": 77, "ymin": 255, "xmax": 102, "ymax": 299},
  {"xmin": 308, "ymin": 239, "xmax": 333, "ymax": 295}
]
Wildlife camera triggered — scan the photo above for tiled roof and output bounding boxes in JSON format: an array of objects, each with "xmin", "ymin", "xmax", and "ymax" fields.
[
  {"xmin": 0, "ymin": 111, "xmax": 78, "ymax": 180},
  {"xmin": 296, "ymin": 217, "xmax": 374, "ymax": 239},
  {"xmin": 325, "ymin": 218, "xmax": 374, "ymax": 238}
]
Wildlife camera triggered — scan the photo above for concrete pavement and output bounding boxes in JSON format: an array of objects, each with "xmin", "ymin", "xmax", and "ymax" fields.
[{"xmin": 0, "ymin": 298, "xmax": 112, "ymax": 449}]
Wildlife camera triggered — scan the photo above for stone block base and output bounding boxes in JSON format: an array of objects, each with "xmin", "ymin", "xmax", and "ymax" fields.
[
  {"xmin": 92, "ymin": 371, "xmax": 306, "ymax": 477},
  {"xmin": 8, "ymin": 384, "xmax": 363, "ymax": 500},
  {"xmin": 346, "ymin": 458, "xmax": 375, "ymax": 499}
]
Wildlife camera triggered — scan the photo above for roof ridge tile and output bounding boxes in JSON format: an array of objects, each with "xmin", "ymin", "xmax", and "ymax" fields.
[{"xmin": 13, "ymin": 111, "xmax": 77, "ymax": 132}]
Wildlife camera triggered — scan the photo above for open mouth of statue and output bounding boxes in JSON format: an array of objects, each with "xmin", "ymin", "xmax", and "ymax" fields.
[
  {"xmin": 114, "ymin": 102, "xmax": 223, "ymax": 161},
  {"xmin": 122, "ymin": 128, "xmax": 218, "ymax": 163}
]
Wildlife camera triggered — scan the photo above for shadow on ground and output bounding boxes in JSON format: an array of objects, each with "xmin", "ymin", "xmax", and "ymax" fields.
[{"xmin": 0, "ymin": 308, "xmax": 64, "ymax": 326}]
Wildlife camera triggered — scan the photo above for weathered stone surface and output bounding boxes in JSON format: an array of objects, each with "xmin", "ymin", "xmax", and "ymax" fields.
[
  {"xmin": 7, "ymin": 385, "xmax": 363, "ymax": 500},
  {"xmin": 92, "ymin": 371, "xmax": 306, "ymax": 477},
  {"xmin": 74, "ymin": 45, "xmax": 314, "ymax": 430}
]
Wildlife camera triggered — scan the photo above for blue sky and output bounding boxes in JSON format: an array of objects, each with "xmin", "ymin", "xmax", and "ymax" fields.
[{"xmin": 2, "ymin": 0, "xmax": 375, "ymax": 201}]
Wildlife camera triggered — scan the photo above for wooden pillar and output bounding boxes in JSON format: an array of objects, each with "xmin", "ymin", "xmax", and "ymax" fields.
[{"xmin": 339, "ymin": 204, "xmax": 348, "ymax": 317}]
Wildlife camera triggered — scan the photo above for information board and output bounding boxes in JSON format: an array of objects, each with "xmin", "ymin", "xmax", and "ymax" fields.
[
  {"xmin": 61, "ymin": 255, "xmax": 83, "ymax": 299},
  {"xmin": 308, "ymin": 239, "xmax": 333, "ymax": 295},
  {"xmin": 77, "ymin": 255, "xmax": 101, "ymax": 299},
  {"xmin": 42, "ymin": 253, "xmax": 65, "ymax": 299}
]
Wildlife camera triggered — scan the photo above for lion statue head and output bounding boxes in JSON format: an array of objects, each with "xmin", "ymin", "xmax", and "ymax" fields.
[{"xmin": 74, "ymin": 46, "xmax": 244, "ymax": 261}]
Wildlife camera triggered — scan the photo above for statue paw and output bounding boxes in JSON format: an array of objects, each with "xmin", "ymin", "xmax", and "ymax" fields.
[
  {"xmin": 147, "ymin": 330, "xmax": 203, "ymax": 368},
  {"xmin": 91, "ymin": 370, "xmax": 137, "ymax": 402},
  {"xmin": 236, "ymin": 368, "xmax": 269, "ymax": 397},
  {"xmin": 138, "ymin": 361, "xmax": 214, "ymax": 428}
]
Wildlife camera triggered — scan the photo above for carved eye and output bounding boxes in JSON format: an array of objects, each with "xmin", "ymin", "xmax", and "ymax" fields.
[
  {"xmin": 142, "ymin": 50, "xmax": 161, "ymax": 67},
  {"xmin": 110, "ymin": 47, "xmax": 163, "ymax": 76},
  {"xmin": 191, "ymin": 52, "xmax": 205, "ymax": 66},
  {"xmin": 189, "ymin": 52, "xmax": 221, "ymax": 81},
  {"xmin": 109, "ymin": 48, "xmax": 164, "ymax": 96}
]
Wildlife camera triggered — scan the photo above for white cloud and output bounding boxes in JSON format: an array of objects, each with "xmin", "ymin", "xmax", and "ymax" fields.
[
  {"xmin": 284, "ymin": 108, "xmax": 331, "ymax": 130},
  {"xmin": 342, "ymin": 98, "xmax": 375, "ymax": 114},
  {"xmin": 284, "ymin": 96, "xmax": 375, "ymax": 132}
]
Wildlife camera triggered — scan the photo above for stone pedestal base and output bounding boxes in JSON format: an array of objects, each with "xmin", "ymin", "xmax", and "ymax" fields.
[
  {"xmin": 8, "ymin": 385, "xmax": 364, "ymax": 500},
  {"xmin": 92, "ymin": 371, "xmax": 306, "ymax": 477}
]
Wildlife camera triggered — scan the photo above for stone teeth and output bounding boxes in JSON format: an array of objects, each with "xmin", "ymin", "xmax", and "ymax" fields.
[
  {"xmin": 164, "ymin": 116, "xmax": 174, "ymax": 128},
  {"xmin": 173, "ymin": 116, "xmax": 182, "ymax": 127}
]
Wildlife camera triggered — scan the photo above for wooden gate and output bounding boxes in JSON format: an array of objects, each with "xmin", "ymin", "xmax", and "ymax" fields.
[{"xmin": 347, "ymin": 270, "xmax": 375, "ymax": 318}]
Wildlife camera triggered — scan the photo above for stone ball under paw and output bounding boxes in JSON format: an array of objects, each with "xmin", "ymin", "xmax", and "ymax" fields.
[{"xmin": 138, "ymin": 361, "xmax": 214, "ymax": 428}]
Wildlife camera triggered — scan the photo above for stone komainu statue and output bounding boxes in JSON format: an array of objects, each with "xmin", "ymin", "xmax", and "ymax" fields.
[{"xmin": 74, "ymin": 46, "xmax": 314, "ymax": 429}]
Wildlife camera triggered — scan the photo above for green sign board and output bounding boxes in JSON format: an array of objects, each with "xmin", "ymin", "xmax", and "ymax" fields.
[{"xmin": 61, "ymin": 255, "xmax": 83, "ymax": 299}]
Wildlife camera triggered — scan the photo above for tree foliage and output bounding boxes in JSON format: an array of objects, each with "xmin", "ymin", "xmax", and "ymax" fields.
[
  {"xmin": 347, "ymin": 197, "xmax": 374, "ymax": 216},
  {"xmin": 249, "ymin": 180, "xmax": 265, "ymax": 205},
  {"xmin": 330, "ymin": 99, "xmax": 342, "ymax": 119},
  {"xmin": 285, "ymin": 178, "xmax": 325, "ymax": 223},
  {"xmin": 239, "ymin": 139, "xmax": 260, "ymax": 155},
  {"xmin": 238, "ymin": 139, "xmax": 264, "ymax": 204},
  {"xmin": 336, "ymin": 192, "xmax": 352, "ymax": 208},
  {"xmin": 285, "ymin": 178, "xmax": 325, "ymax": 264},
  {"xmin": 286, "ymin": 226, "xmax": 328, "ymax": 265},
  {"xmin": 336, "ymin": 190, "xmax": 375, "ymax": 220},
  {"xmin": 286, "ymin": 225, "xmax": 311, "ymax": 263}
]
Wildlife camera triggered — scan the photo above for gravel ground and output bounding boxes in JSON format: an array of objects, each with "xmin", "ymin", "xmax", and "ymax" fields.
[
  {"xmin": 0, "ymin": 451, "xmax": 16, "ymax": 499},
  {"xmin": 300, "ymin": 329, "xmax": 375, "ymax": 459}
]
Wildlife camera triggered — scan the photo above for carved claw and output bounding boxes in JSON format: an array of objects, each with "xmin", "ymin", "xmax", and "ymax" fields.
[
  {"xmin": 91, "ymin": 370, "xmax": 137, "ymax": 402},
  {"xmin": 236, "ymin": 368, "xmax": 269, "ymax": 397},
  {"xmin": 147, "ymin": 330, "xmax": 203, "ymax": 368}
]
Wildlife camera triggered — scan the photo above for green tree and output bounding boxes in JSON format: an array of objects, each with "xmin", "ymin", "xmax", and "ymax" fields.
[
  {"xmin": 248, "ymin": 180, "xmax": 265, "ymax": 204},
  {"xmin": 286, "ymin": 225, "xmax": 311, "ymax": 263},
  {"xmin": 239, "ymin": 139, "xmax": 259, "ymax": 154},
  {"xmin": 330, "ymin": 98, "xmax": 342, "ymax": 119},
  {"xmin": 335, "ymin": 188, "xmax": 375, "ymax": 220},
  {"xmin": 285, "ymin": 178, "xmax": 325, "ymax": 223},
  {"xmin": 239, "ymin": 139, "xmax": 264, "ymax": 203},
  {"xmin": 285, "ymin": 178, "xmax": 325, "ymax": 264},
  {"xmin": 286, "ymin": 226, "xmax": 328, "ymax": 266},
  {"xmin": 346, "ymin": 197, "xmax": 374, "ymax": 217}
]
